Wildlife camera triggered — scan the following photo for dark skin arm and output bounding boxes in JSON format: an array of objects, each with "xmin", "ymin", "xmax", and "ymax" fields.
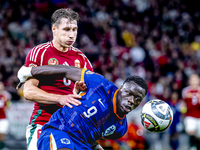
[
  {"xmin": 16, "ymin": 65, "xmax": 84, "ymax": 108},
  {"xmin": 31, "ymin": 65, "xmax": 83, "ymax": 82}
]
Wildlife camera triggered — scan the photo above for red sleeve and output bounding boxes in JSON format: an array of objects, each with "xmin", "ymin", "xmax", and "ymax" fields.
[
  {"xmin": 25, "ymin": 49, "xmax": 40, "ymax": 67},
  {"xmin": 25, "ymin": 43, "xmax": 47, "ymax": 67}
]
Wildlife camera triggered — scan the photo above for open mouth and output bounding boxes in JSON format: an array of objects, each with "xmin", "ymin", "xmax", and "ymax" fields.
[{"xmin": 125, "ymin": 105, "xmax": 131, "ymax": 112}]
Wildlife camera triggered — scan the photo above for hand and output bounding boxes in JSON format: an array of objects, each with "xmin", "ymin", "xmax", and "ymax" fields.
[
  {"xmin": 16, "ymin": 66, "xmax": 33, "ymax": 89},
  {"xmin": 59, "ymin": 94, "xmax": 82, "ymax": 108},
  {"xmin": 73, "ymin": 81, "xmax": 87, "ymax": 95}
]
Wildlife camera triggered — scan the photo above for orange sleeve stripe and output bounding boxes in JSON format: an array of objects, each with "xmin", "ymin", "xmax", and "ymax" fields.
[
  {"xmin": 112, "ymin": 89, "xmax": 125, "ymax": 120},
  {"xmin": 81, "ymin": 68, "xmax": 87, "ymax": 82},
  {"xmin": 50, "ymin": 133, "xmax": 53, "ymax": 150}
]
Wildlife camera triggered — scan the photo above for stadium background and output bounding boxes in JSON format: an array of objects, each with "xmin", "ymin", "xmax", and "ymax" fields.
[{"xmin": 0, "ymin": 0, "xmax": 200, "ymax": 149}]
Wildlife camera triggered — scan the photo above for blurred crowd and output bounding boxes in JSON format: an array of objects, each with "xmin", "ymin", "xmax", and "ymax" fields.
[
  {"xmin": 0, "ymin": 0, "xmax": 200, "ymax": 101},
  {"xmin": 1, "ymin": 0, "xmax": 200, "ymax": 149}
]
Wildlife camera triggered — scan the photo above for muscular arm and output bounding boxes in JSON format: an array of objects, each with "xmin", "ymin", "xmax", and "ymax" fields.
[
  {"xmin": 21, "ymin": 65, "xmax": 83, "ymax": 107},
  {"xmin": 31, "ymin": 65, "xmax": 82, "ymax": 82},
  {"xmin": 24, "ymin": 78, "xmax": 68, "ymax": 104}
]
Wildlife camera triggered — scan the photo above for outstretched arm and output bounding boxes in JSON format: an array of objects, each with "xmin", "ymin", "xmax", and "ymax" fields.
[
  {"xmin": 17, "ymin": 65, "xmax": 83, "ymax": 89},
  {"xmin": 17, "ymin": 65, "xmax": 84, "ymax": 108},
  {"xmin": 31, "ymin": 65, "xmax": 82, "ymax": 82}
]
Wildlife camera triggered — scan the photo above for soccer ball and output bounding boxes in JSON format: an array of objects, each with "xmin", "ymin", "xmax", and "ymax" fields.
[{"xmin": 140, "ymin": 99, "xmax": 173, "ymax": 133}]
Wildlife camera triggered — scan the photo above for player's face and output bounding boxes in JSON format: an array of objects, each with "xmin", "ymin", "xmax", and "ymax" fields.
[
  {"xmin": 117, "ymin": 81, "xmax": 146, "ymax": 117},
  {"xmin": 53, "ymin": 18, "xmax": 78, "ymax": 48},
  {"xmin": 189, "ymin": 74, "xmax": 200, "ymax": 88}
]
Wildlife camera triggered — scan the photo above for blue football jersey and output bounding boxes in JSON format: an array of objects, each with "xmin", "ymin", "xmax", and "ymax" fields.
[{"xmin": 42, "ymin": 69, "xmax": 128, "ymax": 147}]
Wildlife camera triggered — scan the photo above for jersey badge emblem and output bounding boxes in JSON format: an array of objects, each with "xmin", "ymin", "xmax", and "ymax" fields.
[
  {"xmin": 104, "ymin": 125, "xmax": 116, "ymax": 136},
  {"xmin": 75, "ymin": 59, "xmax": 80, "ymax": 68},
  {"xmin": 48, "ymin": 58, "xmax": 58, "ymax": 65},
  {"xmin": 61, "ymin": 138, "xmax": 70, "ymax": 145}
]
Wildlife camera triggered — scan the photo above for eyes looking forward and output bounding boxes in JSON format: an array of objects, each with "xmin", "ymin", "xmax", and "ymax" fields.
[
  {"xmin": 126, "ymin": 90, "xmax": 143, "ymax": 105},
  {"xmin": 63, "ymin": 27, "xmax": 77, "ymax": 32},
  {"xmin": 121, "ymin": 81, "xmax": 146, "ymax": 108}
]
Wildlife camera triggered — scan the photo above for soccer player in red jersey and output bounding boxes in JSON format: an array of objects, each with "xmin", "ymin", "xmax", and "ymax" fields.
[
  {"xmin": 19, "ymin": 8, "xmax": 94, "ymax": 150},
  {"xmin": 182, "ymin": 74, "xmax": 200, "ymax": 150},
  {"xmin": 0, "ymin": 82, "xmax": 11, "ymax": 149}
]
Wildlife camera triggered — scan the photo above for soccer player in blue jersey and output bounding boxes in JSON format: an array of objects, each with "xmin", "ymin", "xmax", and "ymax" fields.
[{"xmin": 17, "ymin": 65, "xmax": 148, "ymax": 150}]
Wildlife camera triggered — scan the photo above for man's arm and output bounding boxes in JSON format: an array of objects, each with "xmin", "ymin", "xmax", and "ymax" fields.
[
  {"xmin": 17, "ymin": 65, "xmax": 83, "ymax": 108},
  {"xmin": 31, "ymin": 65, "xmax": 82, "ymax": 82},
  {"xmin": 23, "ymin": 78, "xmax": 82, "ymax": 108}
]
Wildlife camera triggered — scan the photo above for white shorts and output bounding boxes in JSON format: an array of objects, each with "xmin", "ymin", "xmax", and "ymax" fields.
[
  {"xmin": 0, "ymin": 118, "xmax": 9, "ymax": 134},
  {"xmin": 184, "ymin": 116, "xmax": 200, "ymax": 137},
  {"xmin": 26, "ymin": 124, "xmax": 43, "ymax": 150}
]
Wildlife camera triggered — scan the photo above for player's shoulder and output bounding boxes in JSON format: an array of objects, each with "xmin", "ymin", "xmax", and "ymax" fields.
[
  {"xmin": 71, "ymin": 47, "xmax": 92, "ymax": 66},
  {"xmin": 84, "ymin": 70, "xmax": 116, "ymax": 87},
  {"xmin": 71, "ymin": 46, "xmax": 82, "ymax": 53},
  {"xmin": 29, "ymin": 42, "xmax": 51, "ymax": 53},
  {"xmin": 71, "ymin": 47, "xmax": 87, "ymax": 57},
  {"xmin": 26, "ymin": 42, "xmax": 52, "ymax": 63}
]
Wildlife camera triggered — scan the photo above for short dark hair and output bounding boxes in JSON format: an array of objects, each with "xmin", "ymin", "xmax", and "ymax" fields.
[
  {"xmin": 51, "ymin": 8, "xmax": 81, "ymax": 26},
  {"xmin": 123, "ymin": 75, "xmax": 148, "ymax": 95}
]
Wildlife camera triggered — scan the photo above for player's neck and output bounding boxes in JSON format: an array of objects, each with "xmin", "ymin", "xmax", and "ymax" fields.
[
  {"xmin": 52, "ymin": 40, "xmax": 71, "ymax": 52},
  {"xmin": 117, "ymin": 110, "xmax": 124, "ymax": 118},
  {"xmin": 191, "ymin": 85, "xmax": 198, "ymax": 90}
]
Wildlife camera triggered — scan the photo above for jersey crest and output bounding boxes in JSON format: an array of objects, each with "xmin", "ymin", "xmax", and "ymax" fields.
[
  {"xmin": 75, "ymin": 59, "xmax": 80, "ymax": 68},
  {"xmin": 104, "ymin": 125, "xmax": 116, "ymax": 136},
  {"xmin": 61, "ymin": 138, "xmax": 71, "ymax": 145},
  {"xmin": 48, "ymin": 58, "xmax": 58, "ymax": 65}
]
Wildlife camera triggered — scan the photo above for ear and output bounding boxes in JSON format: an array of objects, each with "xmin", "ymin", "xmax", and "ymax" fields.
[
  {"xmin": 52, "ymin": 25, "xmax": 56, "ymax": 34},
  {"xmin": 119, "ymin": 85, "xmax": 123, "ymax": 90}
]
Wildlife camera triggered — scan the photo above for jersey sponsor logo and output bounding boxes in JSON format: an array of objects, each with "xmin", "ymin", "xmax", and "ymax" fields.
[
  {"xmin": 63, "ymin": 61, "xmax": 69, "ymax": 66},
  {"xmin": 48, "ymin": 58, "xmax": 58, "ymax": 65},
  {"xmin": 29, "ymin": 63, "xmax": 37, "ymax": 67},
  {"xmin": 98, "ymin": 98, "xmax": 105, "ymax": 108},
  {"xmin": 104, "ymin": 125, "xmax": 116, "ymax": 136},
  {"xmin": 75, "ymin": 59, "xmax": 80, "ymax": 68},
  {"xmin": 61, "ymin": 138, "xmax": 70, "ymax": 145}
]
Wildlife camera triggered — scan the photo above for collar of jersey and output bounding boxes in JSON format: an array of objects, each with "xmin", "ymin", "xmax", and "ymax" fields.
[
  {"xmin": 113, "ymin": 89, "xmax": 125, "ymax": 120},
  {"xmin": 51, "ymin": 41, "xmax": 71, "ymax": 55}
]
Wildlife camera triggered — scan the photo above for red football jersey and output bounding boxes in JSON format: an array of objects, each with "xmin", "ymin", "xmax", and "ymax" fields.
[
  {"xmin": 25, "ymin": 41, "xmax": 93, "ymax": 126},
  {"xmin": 183, "ymin": 89, "xmax": 200, "ymax": 118},
  {"xmin": 0, "ymin": 95, "xmax": 7, "ymax": 119}
]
